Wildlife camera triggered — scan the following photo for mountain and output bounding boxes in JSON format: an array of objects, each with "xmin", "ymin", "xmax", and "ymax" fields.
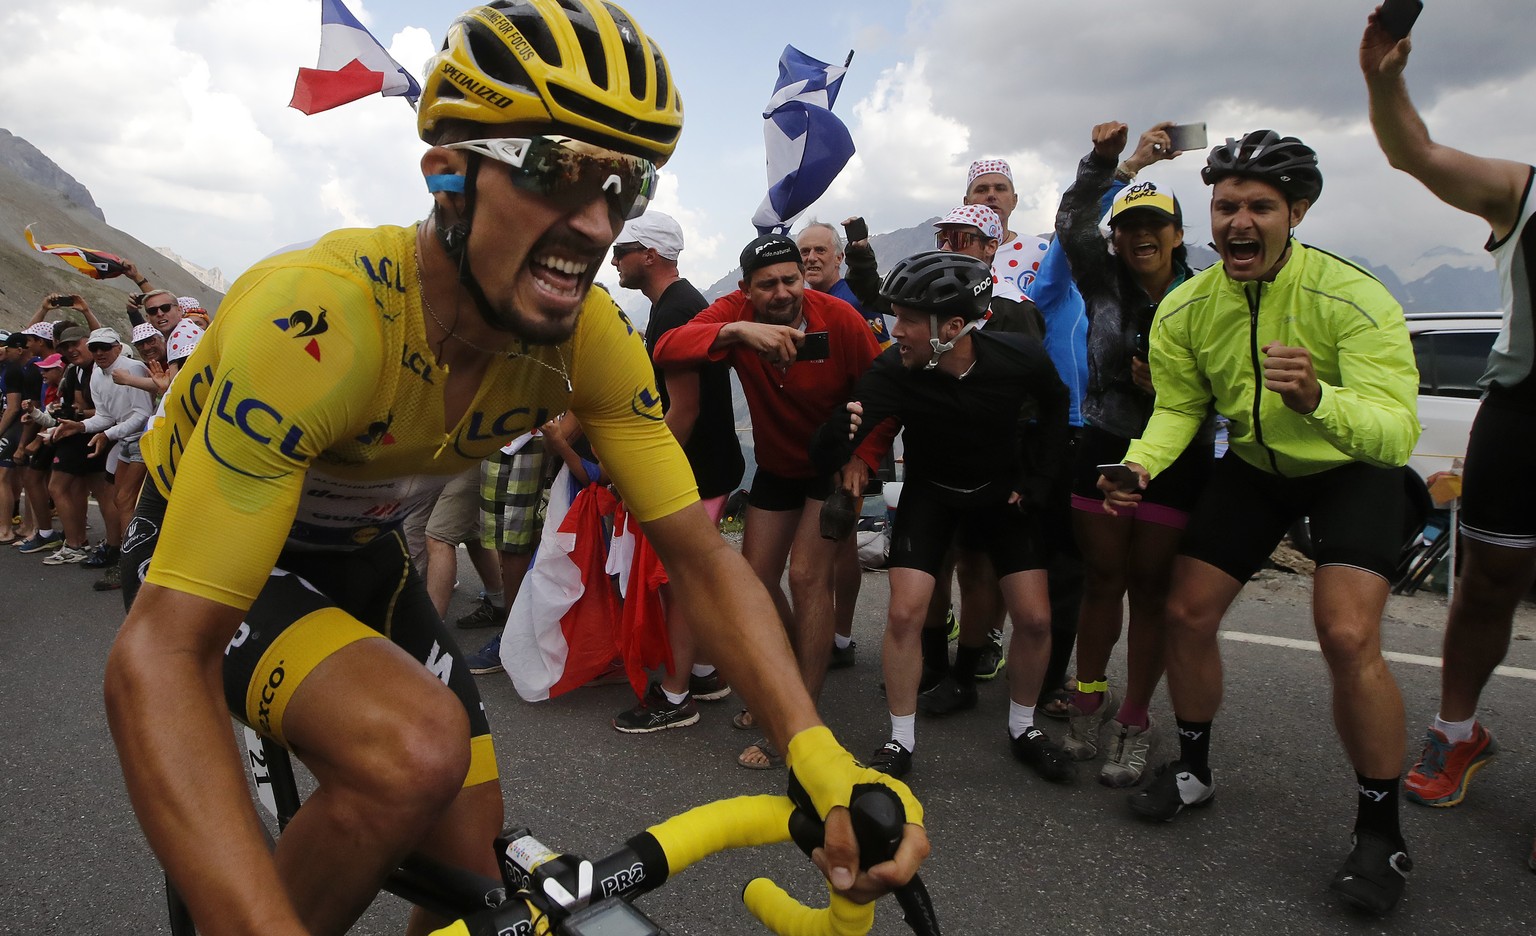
[
  {"xmin": 155, "ymin": 245, "xmax": 231, "ymax": 294},
  {"xmin": 0, "ymin": 129, "xmax": 221, "ymax": 335}
]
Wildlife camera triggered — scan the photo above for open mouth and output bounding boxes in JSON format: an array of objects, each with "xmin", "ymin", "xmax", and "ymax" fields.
[
  {"xmin": 1132, "ymin": 243, "xmax": 1158, "ymax": 259},
  {"xmin": 529, "ymin": 251, "xmax": 593, "ymax": 301},
  {"xmin": 1227, "ymin": 239, "xmax": 1261, "ymax": 263}
]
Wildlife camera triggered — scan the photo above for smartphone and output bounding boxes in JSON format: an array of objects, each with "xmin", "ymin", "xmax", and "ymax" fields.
[
  {"xmin": 1378, "ymin": 0, "xmax": 1423, "ymax": 39},
  {"xmin": 1165, "ymin": 122, "xmax": 1208, "ymax": 153},
  {"xmin": 842, "ymin": 217, "xmax": 869, "ymax": 243},
  {"xmin": 50, "ymin": 295, "xmax": 77, "ymax": 307},
  {"xmin": 1097, "ymin": 463, "xmax": 1142, "ymax": 492},
  {"xmin": 798, "ymin": 330, "xmax": 831, "ymax": 362}
]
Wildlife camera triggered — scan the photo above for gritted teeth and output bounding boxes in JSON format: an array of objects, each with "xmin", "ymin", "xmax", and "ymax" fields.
[{"xmin": 533, "ymin": 254, "xmax": 590, "ymax": 276}]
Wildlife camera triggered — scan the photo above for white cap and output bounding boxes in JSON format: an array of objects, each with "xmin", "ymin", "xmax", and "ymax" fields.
[
  {"xmin": 934, "ymin": 205, "xmax": 1003, "ymax": 242},
  {"xmin": 616, "ymin": 211, "xmax": 684, "ymax": 261},
  {"xmin": 22, "ymin": 322, "xmax": 54, "ymax": 341},
  {"xmin": 130, "ymin": 323, "xmax": 160, "ymax": 344},
  {"xmin": 86, "ymin": 327, "xmax": 120, "ymax": 347}
]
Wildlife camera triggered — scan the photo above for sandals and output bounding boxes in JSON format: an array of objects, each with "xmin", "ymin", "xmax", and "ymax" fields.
[
  {"xmin": 1039, "ymin": 688, "xmax": 1072, "ymax": 720},
  {"xmin": 731, "ymin": 708, "xmax": 756, "ymax": 731},
  {"xmin": 737, "ymin": 737, "xmax": 784, "ymax": 770}
]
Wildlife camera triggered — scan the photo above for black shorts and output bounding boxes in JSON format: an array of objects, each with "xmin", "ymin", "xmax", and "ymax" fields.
[
  {"xmin": 748, "ymin": 467, "xmax": 836, "ymax": 512},
  {"xmin": 1180, "ymin": 453, "xmax": 1417, "ymax": 582},
  {"xmin": 888, "ymin": 479, "xmax": 1049, "ymax": 577},
  {"xmin": 122, "ymin": 484, "xmax": 499, "ymax": 788},
  {"xmin": 1071, "ymin": 425, "xmax": 1212, "ymax": 526},
  {"xmin": 50, "ymin": 433, "xmax": 108, "ymax": 476},
  {"xmin": 0, "ymin": 423, "xmax": 20, "ymax": 468},
  {"xmin": 1460, "ymin": 398, "xmax": 1536, "ymax": 549}
]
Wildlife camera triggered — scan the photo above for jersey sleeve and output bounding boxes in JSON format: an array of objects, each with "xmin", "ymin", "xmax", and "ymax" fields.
[
  {"xmin": 143, "ymin": 263, "xmax": 384, "ymax": 608},
  {"xmin": 651, "ymin": 293, "xmax": 746, "ymax": 367},
  {"xmin": 1123, "ymin": 291, "xmax": 1212, "ymax": 477},
  {"xmin": 1302, "ymin": 290, "xmax": 1422, "ymax": 468},
  {"xmin": 569, "ymin": 290, "xmax": 698, "ymax": 522}
]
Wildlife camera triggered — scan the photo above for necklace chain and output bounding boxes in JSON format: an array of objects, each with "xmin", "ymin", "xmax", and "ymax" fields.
[{"xmin": 414, "ymin": 249, "xmax": 572, "ymax": 393}]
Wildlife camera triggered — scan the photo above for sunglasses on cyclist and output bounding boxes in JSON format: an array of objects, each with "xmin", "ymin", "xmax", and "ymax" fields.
[
  {"xmin": 144, "ymin": 302, "xmax": 177, "ymax": 315},
  {"xmin": 935, "ymin": 228, "xmax": 980, "ymax": 249},
  {"xmin": 444, "ymin": 136, "xmax": 657, "ymax": 221}
]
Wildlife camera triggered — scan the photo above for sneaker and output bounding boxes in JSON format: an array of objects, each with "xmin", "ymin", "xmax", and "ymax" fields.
[
  {"xmin": 465, "ymin": 635, "xmax": 504, "ymax": 675},
  {"xmin": 973, "ymin": 630, "xmax": 1006, "ymax": 681},
  {"xmin": 917, "ymin": 674, "xmax": 978, "ymax": 717},
  {"xmin": 17, "ymin": 530, "xmax": 63, "ymax": 554},
  {"xmin": 42, "ymin": 544, "xmax": 91, "ymax": 566},
  {"xmin": 613, "ymin": 683, "xmax": 700, "ymax": 733},
  {"xmin": 1127, "ymin": 761, "xmax": 1215, "ymax": 821},
  {"xmin": 1099, "ymin": 718, "xmax": 1155, "ymax": 788},
  {"xmin": 829, "ymin": 640, "xmax": 857, "ymax": 670},
  {"xmin": 1009, "ymin": 727, "xmax": 1075, "ymax": 784},
  {"xmin": 454, "ymin": 598, "xmax": 505, "ymax": 629},
  {"xmin": 687, "ymin": 670, "xmax": 732, "ymax": 702},
  {"xmin": 1063, "ymin": 688, "xmax": 1119, "ymax": 761},
  {"xmin": 1329, "ymin": 830, "xmax": 1412, "ymax": 916},
  {"xmin": 868, "ymin": 740, "xmax": 913, "ymax": 779},
  {"xmin": 82, "ymin": 543, "xmax": 120, "ymax": 569},
  {"xmin": 1404, "ymin": 724, "xmax": 1496, "ymax": 807},
  {"xmin": 945, "ymin": 607, "xmax": 959, "ymax": 641},
  {"xmin": 92, "ymin": 564, "xmax": 122, "ymax": 591}
]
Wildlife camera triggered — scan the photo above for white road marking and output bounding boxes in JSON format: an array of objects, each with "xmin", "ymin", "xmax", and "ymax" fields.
[{"xmin": 1220, "ymin": 630, "xmax": 1536, "ymax": 681}]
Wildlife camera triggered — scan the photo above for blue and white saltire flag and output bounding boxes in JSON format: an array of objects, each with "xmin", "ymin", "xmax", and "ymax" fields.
[{"xmin": 751, "ymin": 46, "xmax": 856, "ymax": 235}]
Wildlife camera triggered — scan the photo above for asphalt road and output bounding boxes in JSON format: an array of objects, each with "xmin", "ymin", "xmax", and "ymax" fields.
[{"xmin": 4, "ymin": 525, "xmax": 1535, "ymax": 935}]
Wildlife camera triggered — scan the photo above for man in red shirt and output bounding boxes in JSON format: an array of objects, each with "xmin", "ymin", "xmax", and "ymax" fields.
[{"xmin": 653, "ymin": 234, "xmax": 881, "ymax": 768}]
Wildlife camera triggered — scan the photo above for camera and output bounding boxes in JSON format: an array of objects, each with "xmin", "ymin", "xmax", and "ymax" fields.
[{"xmin": 50, "ymin": 295, "xmax": 77, "ymax": 307}]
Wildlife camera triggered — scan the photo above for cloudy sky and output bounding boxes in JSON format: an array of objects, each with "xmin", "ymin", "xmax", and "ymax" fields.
[{"xmin": 2, "ymin": 0, "xmax": 1532, "ymax": 306}]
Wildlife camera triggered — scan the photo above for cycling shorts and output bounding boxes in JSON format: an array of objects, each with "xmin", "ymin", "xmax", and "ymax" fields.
[
  {"xmin": 747, "ymin": 467, "xmax": 836, "ymax": 512},
  {"xmin": 1179, "ymin": 453, "xmax": 1416, "ymax": 583},
  {"xmin": 0, "ymin": 423, "xmax": 20, "ymax": 468},
  {"xmin": 888, "ymin": 479, "xmax": 1049, "ymax": 578},
  {"xmin": 50, "ymin": 433, "xmax": 108, "ymax": 475},
  {"xmin": 481, "ymin": 439, "xmax": 550, "ymax": 555},
  {"xmin": 1071, "ymin": 425, "xmax": 1211, "ymax": 529},
  {"xmin": 122, "ymin": 483, "xmax": 498, "ymax": 789},
  {"xmin": 1460, "ymin": 397, "xmax": 1536, "ymax": 549}
]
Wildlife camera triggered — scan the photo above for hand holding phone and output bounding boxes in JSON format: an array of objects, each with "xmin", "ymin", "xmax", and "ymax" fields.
[
  {"xmin": 842, "ymin": 216, "xmax": 869, "ymax": 244},
  {"xmin": 1378, "ymin": 0, "xmax": 1423, "ymax": 40},
  {"xmin": 1097, "ymin": 463, "xmax": 1142, "ymax": 492},
  {"xmin": 50, "ymin": 294, "xmax": 77, "ymax": 308}
]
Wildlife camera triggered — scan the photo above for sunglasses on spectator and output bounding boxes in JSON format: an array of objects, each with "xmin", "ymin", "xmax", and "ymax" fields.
[
  {"xmin": 444, "ymin": 136, "xmax": 657, "ymax": 220},
  {"xmin": 611, "ymin": 243, "xmax": 649, "ymax": 259},
  {"xmin": 144, "ymin": 302, "xmax": 177, "ymax": 315}
]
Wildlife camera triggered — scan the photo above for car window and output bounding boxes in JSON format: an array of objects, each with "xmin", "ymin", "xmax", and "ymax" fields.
[{"xmin": 1413, "ymin": 330, "xmax": 1496, "ymax": 399}]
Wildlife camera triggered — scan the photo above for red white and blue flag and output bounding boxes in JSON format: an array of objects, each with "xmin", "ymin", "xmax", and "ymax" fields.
[
  {"xmin": 751, "ymin": 46, "xmax": 856, "ymax": 235},
  {"xmin": 289, "ymin": 0, "xmax": 420, "ymax": 116}
]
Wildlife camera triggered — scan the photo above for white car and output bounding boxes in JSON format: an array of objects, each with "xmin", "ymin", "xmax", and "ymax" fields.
[{"xmin": 1406, "ymin": 311, "xmax": 1501, "ymax": 483}]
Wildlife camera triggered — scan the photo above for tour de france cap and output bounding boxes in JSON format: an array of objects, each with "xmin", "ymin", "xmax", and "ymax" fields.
[{"xmin": 1109, "ymin": 181, "xmax": 1182, "ymax": 227}]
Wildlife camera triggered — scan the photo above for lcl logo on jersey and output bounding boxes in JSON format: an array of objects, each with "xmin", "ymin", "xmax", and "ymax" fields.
[
  {"xmin": 271, "ymin": 308, "xmax": 329, "ymax": 361},
  {"xmin": 631, "ymin": 385, "xmax": 664, "ymax": 421}
]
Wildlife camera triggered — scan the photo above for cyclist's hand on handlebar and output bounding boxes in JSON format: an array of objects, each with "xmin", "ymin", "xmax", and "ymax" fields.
[{"xmin": 785, "ymin": 727, "xmax": 929, "ymax": 898}]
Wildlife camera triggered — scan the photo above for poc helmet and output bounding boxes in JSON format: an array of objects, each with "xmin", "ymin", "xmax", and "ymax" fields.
[
  {"xmin": 418, "ymin": 1, "xmax": 684, "ymax": 164},
  {"xmin": 1201, "ymin": 130, "xmax": 1322, "ymax": 205},
  {"xmin": 879, "ymin": 250, "xmax": 994, "ymax": 369}
]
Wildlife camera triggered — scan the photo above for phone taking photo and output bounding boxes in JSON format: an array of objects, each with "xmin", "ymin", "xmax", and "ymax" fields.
[
  {"xmin": 1378, "ymin": 0, "xmax": 1423, "ymax": 39},
  {"xmin": 1165, "ymin": 122, "xmax": 1208, "ymax": 153},
  {"xmin": 842, "ymin": 217, "xmax": 869, "ymax": 244},
  {"xmin": 798, "ymin": 330, "xmax": 831, "ymax": 362},
  {"xmin": 1097, "ymin": 463, "xmax": 1141, "ymax": 492}
]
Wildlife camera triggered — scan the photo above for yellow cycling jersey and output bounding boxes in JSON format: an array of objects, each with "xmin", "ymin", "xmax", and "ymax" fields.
[{"xmin": 141, "ymin": 224, "xmax": 697, "ymax": 609}]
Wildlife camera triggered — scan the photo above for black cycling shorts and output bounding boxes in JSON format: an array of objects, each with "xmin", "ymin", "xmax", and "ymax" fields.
[
  {"xmin": 0, "ymin": 423, "xmax": 20, "ymax": 468},
  {"xmin": 1179, "ymin": 453, "xmax": 1415, "ymax": 582},
  {"xmin": 1071, "ymin": 425, "xmax": 1212, "ymax": 526},
  {"xmin": 888, "ymin": 479, "xmax": 1049, "ymax": 578},
  {"xmin": 1460, "ymin": 397, "xmax": 1536, "ymax": 549},
  {"xmin": 121, "ymin": 483, "xmax": 498, "ymax": 788},
  {"xmin": 50, "ymin": 433, "xmax": 108, "ymax": 475},
  {"xmin": 748, "ymin": 467, "xmax": 836, "ymax": 512}
]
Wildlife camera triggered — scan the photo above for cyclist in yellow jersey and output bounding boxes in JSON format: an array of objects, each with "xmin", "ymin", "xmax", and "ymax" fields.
[{"xmin": 102, "ymin": 5, "xmax": 926, "ymax": 936}]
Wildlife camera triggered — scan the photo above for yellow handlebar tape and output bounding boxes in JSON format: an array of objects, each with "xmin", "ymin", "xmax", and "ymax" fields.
[
  {"xmin": 646, "ymin": 795, "xmax": 794, "ymax": 875},
  {"xmin": 743, "ymin": 879, "xmax": 875, "ymax": 936}
]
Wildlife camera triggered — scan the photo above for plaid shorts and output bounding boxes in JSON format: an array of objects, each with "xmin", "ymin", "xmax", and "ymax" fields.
[{"xmin": 480, "ymin": 438, "xmax": 550, "ymax": 554}]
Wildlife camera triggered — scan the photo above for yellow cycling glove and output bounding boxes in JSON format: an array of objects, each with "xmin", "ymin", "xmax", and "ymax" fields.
[{"xmin": 785, "ymin": 726, "xmax": 924, "ymax": 828}]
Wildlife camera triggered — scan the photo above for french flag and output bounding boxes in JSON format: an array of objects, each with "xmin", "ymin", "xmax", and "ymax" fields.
[{"xmin": 289, "ymin": 0, "xmax": 420, "ymax": 116}]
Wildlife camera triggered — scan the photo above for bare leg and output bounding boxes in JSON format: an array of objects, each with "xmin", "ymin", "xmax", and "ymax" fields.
[
  {"xmin": 1313, "ymin": 566, "xmax": 1403, "ymax": 778},
  {"xmin": 1436, "ymin": 538, "xmax": 1536, "ymax": 721},
  {"xmin": 425, "ymin": 536, "xmax": 459, "ymax": 619},
  {"xmin": 1162, "ymin": 557, "xmax": 1247, "ymax": 723},
  {"xmin": 786, "ymin": 499, "xmax": 840, "ymax": 700},
  {"xmin": 51, "ymin": 471, "xmax": 89, "ymax": 546},
  {"xmin": 1000, "ymin": 569, "xmax": 1054, "ymax": 706},
  {"xmin": 884, "ymin": 568, "xmax": 939, "ymax": 718},
  {"xmin": 113, "ymin": 461, "xmax": 147, "ymax": 542},
  {"xmin": 1121, "ymin": 520, "xmax": 1186, "ymax": 712},
  {"xmin": 89, "ymin": 472, "xmax": 120, "ymax": 548},
  {"xmin": 1071, "ymin": 510, "xmax": 1134, "ymax": 690},
  {"xmin": 955, "ymin": 548, "xmax": 1005, "ymax": 647},
  {"xmin": 833, "ymin": 532, "xmax": 861, "ymax": 641}
]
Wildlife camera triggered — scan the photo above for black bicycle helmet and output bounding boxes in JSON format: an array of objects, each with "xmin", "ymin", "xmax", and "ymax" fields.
[
  {"xmin": 879, "ymin": 250, "xmax": 994, "ymax": 321},
  {"xmin": 1201, "ymin": 129, "xmax": 1323, "ymax": 205}
]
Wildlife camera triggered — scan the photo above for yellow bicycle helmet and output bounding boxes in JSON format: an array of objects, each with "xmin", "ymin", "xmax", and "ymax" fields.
[{"xmin": 418, "ymin": 0, "xmax": 683, "ymax": 165}]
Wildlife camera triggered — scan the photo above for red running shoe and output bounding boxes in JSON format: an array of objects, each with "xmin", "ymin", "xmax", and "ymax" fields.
[{"xmin": 1404, "ymin": 724, "xmax": 1496, "ymax": 807}]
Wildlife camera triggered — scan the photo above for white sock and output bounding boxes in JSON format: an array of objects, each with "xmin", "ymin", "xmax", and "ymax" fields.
[
  {"xmin": 834, "ymin": 633, "xmax": 853, "ymax": 649},
  {"xmin": 690, "ymin": 664, "xmax": 716, "ymax": 677},
  {"xmin": 1008, "ymin": 701, "xmax": 1036, "ymax": 740},
  {"xmin": 1433, "ymin": 713, "xmax": 1476, "ymax": 744},
  {"xmin": 889, "ymin": 713, "xmax": 916, "ymax": 751},
  {"xmin": 484, "ymin": 589, "xmax": 505, "ymax": 607},
  {"xmin": 662, "ymin": 687, "xmax": 690, "ymax": 706}
]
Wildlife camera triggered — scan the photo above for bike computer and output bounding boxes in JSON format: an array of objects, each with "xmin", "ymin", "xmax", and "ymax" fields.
[{"xmin": 559, "ymin": 898, "xmax": 661, "ymax": 936}]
